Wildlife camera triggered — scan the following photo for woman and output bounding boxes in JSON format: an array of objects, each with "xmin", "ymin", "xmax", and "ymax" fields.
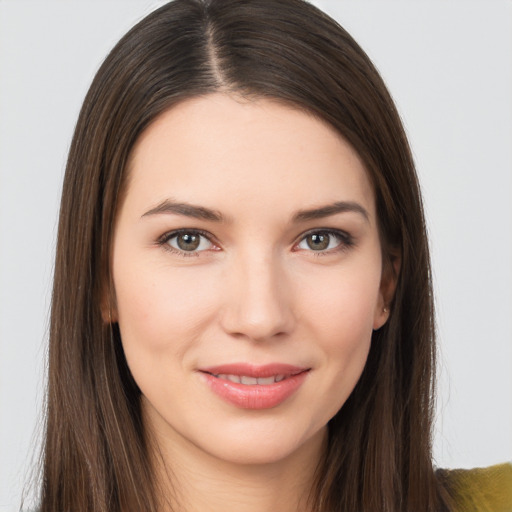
[{"xmin": 36, "ymin": 0, "xmax": 511, "ymax": 511}]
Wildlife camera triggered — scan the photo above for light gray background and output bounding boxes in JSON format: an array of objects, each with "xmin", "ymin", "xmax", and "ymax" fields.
[{"xmin": 1, "ymin": 1, "xmax": 511, "ymax": 510}]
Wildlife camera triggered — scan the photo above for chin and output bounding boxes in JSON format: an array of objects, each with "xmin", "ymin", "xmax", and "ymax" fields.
[{"xmin": 195, "ymin": 421, "xmax": 327, "ymax": 467}]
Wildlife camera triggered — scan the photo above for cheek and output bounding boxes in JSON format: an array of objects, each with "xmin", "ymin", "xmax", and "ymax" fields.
[
  {"xmin": 297, "ymin": 261, "xmax": 380, "ymax": 411},
  {"xmin": 300, "ymin": 261, "xmax": 381, "ymax": 342},
  {"xmin": 309, "ymin": 282, "xmax": 375, "ymax": 377},
  {"xmin": 113, "ymin": 259, "xmax": 220, "ymax": 357}
]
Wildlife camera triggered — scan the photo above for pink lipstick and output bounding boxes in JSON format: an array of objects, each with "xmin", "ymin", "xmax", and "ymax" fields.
[{"xmin": 198, "ymin": 363, "xmax": 310, "ymax": 409}]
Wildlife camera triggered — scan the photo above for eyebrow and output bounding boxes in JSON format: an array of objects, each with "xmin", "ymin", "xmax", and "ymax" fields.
[
  {"xmin": 292, "ymin": 201, "xmax": 369, "ymax": 223},
  {"xmin": 141, "ymin": 199, "xmax": 369, "ymax": 224},
  {"xmin": 142, "ymin": 200, "xmax": 224, "ymax": 222}
]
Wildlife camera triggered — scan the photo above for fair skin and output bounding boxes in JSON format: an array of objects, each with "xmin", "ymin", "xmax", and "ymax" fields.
[{"xmin": 110, "ymin": 93, "xmax": 394, "ymax": 512}]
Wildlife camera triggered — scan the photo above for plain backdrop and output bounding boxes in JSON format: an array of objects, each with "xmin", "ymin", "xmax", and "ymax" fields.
[{"xmin": 1, "ymin": 1, "xmax": 511, "ymax": 510}]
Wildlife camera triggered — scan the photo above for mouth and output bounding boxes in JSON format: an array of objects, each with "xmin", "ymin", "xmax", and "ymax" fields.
[
  {"xmin": 197, "ymin": 363, "xmax": 311, "ymax": 409},
  {"xmin": 207, "ymin": 373, "xmax": 289, "ymax": 385},
  {"xmin": 199, "ymin": 363, "xmax": 309, "ymax": 382}
]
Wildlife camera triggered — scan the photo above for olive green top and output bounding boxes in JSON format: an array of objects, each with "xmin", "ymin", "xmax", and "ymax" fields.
[{"xmin": 438, "ymin": 462, "xmax": 512, "ymax": 512}]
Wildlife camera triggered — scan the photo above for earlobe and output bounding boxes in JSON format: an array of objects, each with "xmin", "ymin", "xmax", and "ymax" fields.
[
  {"xmin": 101, "ymin": 306, "xmax": 118, "ymax": 325},
  {"xmin": 373, "ymin": 251, "xmax": 400, "ymax": 330},
  {"xmin": 100, "ymin": 287, "xmax": 118, "ymax": 324},
  {"xmin": 373, "ymin": 305, "xmax": 390, "ymax": 331}
]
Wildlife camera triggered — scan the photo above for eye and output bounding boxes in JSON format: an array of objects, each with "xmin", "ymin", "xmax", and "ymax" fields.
[
  {"xmin": 160, "ymin": 229, "xmax": 215, "ymax": 255},
  {"xmin": 296, "ymin": 230, "xmax": 352, "ymax": 253}
]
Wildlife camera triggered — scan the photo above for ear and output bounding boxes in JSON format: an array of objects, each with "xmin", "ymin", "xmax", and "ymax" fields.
[
  {"xmin": 373, "ymin": 250, "xmax": 401, "ymax": 330},
  {"xmin": 100, "ymin": 284, "xmax": 118, "ymax": 324}
]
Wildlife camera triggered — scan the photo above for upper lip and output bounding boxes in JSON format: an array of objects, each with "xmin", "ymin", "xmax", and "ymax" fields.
[{"xmin": 199, "ymin": 363, "xmax": 309, "ymax": 378}]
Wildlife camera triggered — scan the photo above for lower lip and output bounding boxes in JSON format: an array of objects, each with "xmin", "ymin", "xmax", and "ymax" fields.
[{"xmin": 199, "ymin": 371, "xmax": 309, "ymax": 410}]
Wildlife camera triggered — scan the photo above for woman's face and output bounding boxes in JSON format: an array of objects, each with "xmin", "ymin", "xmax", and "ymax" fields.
[{"xmin": 111, "ymin": 93, "xmax": 391, "ymax": 466}]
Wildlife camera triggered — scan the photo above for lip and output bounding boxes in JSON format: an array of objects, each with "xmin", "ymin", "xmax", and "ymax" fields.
[{"xmin": 198, "ymin": 363, "xmax": 310, "ymax": 410}]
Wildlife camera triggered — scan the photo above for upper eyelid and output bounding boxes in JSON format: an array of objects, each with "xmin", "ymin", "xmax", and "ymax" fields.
[
  {"xmin": 158, "ymin": 228, "xmax": 216, "ymax": 244},
  {"xmin": 294, "ymin": 228, "xmax": 352, "ymax": 244},
  {"xmin": 296, "ymin": 227, "xmax": 350, "ymax": 239}
]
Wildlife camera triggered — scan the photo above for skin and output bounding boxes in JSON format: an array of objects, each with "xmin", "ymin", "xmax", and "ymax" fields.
[{"xmin": 110, "ymin": 93, "xmax": 395, "ymax": 512}]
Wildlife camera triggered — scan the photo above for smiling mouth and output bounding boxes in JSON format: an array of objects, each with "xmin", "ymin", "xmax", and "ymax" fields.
[
  {"xmin": 199, "ymin": 363, "xmax": 309, "ymax": 384},
  {"xmin": 206, "ymin": 373, "xmax": 294, "ymax": 385},
  {"xmin": 198, "ymin": 364, "xmax": 310, "ymax": 409}
]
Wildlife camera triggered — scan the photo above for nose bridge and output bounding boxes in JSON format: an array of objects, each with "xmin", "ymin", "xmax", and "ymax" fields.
[{"xmin": 221, "ymin": 247, "xmax": 295, "ymax": 341}]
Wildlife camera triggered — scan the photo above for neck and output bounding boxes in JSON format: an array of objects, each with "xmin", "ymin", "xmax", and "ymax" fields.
[{"xmin": 147, "ymin": 415, "xmax": 327, "ymax": 512}]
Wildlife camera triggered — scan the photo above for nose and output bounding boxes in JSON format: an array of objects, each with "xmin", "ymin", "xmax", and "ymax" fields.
[{"xmin": 219, "ymin": 251, "xmax": 296, "ymax": 342}]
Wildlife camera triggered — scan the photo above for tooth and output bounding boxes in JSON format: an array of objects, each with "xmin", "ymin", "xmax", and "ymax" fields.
[
  {"xmin": 274, "ymin": 374, "xmax": 286, "ymax": 382},
  {"xmin": 226, "ymin": 374, "xmax": 241, "ymax": 383},
  {"xmin": 240, "ymin": 376, "xmax": 258, "ymax": 385},
  {"xmin": 217, "ymin": 374, "xmax": 236, "ymax": 383},
  {"xmin": 256, "ymin": 376, "xmax": 275, "ymax": 385}
]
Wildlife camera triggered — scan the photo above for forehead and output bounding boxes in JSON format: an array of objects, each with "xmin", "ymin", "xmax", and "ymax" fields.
[{"xmin": 125, "ymin": 93, "xmax": 375, "ymax": 221}]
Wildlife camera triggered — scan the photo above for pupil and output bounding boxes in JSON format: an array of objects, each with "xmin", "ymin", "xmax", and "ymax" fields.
[
  {"xmin": 177, "ymin": 233, "xmax": 200, "ymax": 251},
  {"xmin": 308, "ymin": 233, "xmax": 329, "ymax": 250}
]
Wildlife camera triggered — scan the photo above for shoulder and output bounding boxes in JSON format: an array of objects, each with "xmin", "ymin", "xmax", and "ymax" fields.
[{"xmin": 437, "ymin": 462, "xmax": 512, "ymax": 512}]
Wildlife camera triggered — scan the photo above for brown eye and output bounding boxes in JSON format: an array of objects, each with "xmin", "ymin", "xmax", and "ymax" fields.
[
  {"xmin": 176, "ymin": 233, "xmax": 200, "ymax": 251},
  {"xmin": 166, "ymin": 231, "xmax": 213, "ymax": 253},
  {"xmin": 305, "ymin": 233, "xmax": 330, "ymax": 251},
  {"xmin": 297, "ymin": 230, "xmax": 348, "ymax": 253}
]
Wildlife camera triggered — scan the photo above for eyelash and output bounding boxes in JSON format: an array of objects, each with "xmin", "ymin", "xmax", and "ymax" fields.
[{"xmin": 157, "ymin": 228, "xmax": 354, "ymax": 258}]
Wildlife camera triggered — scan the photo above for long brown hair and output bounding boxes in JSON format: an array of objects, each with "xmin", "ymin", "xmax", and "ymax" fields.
[{"xmin": 41, "ymin": 1, "xmax": 451, "ymax": 510}]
